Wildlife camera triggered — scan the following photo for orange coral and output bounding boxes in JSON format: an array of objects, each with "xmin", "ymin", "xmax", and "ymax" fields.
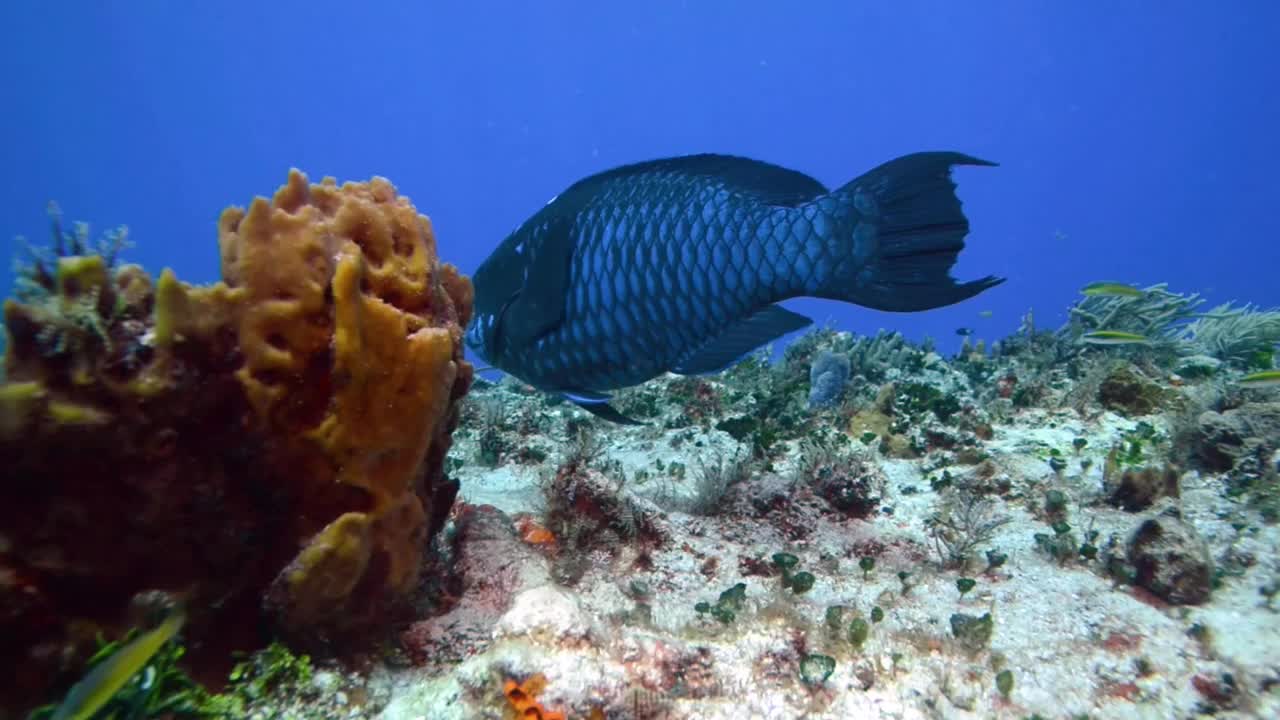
[
  {"xmin": 504, "ymin": 675, "xmax": 567, "ymax": 720},
  {"xmin": 0, "ymin": 170, "xmax": 472, "ymax": 711}
]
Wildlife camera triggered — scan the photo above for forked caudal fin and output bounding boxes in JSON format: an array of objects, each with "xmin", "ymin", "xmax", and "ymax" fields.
[{"xmin": 812, "ymin": 151, "xmax": 1004, "ymax": 312}]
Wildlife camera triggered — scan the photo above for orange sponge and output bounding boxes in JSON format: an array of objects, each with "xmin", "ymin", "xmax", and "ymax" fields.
[
  {"xmin": 504, "ymin": 675, "xmax": 567, "ymax": 720},
  {"xmin": 218, "ymin": 170, "xmax": 471, "ymax": 632},
  {"xmin": 0, "ymin": 169, "xmax": 472, "ymax": 711}
]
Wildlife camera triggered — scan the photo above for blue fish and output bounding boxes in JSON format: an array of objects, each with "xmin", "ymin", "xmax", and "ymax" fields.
[{"xmin": 467, "ymin": 152, "xmax": 1003, "ymax": 422}]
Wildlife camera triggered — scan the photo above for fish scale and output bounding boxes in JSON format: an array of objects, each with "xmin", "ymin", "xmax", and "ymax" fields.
[{"xmin": 468, "ymin": 152, "xmax": 1004, "ymax": 422}]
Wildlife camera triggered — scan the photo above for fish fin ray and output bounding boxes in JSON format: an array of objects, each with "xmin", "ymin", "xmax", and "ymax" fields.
[
  {"xmin": 674, "ymin": 304, "xmax": 812, "ymax": 375},
  {"xmin": 562, "ymin": 390, "xmax": 645, "ymax": 425},
  {"xmin": 567, "ymin": 154, "xmax": 828, "ymax": 207},
  {"xmin": 815, "ymin": 152, "xmax": 1004, "ymax": 312}
]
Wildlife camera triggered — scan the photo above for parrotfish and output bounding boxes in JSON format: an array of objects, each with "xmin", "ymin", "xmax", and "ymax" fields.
[{"xmin": 468, "ymin": 152, "xmax": 1003, "ymax": 422}]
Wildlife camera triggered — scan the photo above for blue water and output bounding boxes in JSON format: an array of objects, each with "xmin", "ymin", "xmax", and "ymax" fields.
[{"xmin": 3, "ymin": 1, "xmax": 1277, "ymax": 355}]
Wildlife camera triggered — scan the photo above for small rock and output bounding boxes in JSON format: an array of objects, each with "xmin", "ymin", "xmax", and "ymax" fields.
[
  {"xmin": 1126, "ymin": 513, "xmax": 1213, "ymax": 605},
  {"xmin": 495, "ymin": 585, "xmax": 592, "ymax": 641},
  {"xmin": 1194, "ymin": 403, "xmax": 1280, "ymax": 471},
  {"xmin": 1107, "ymin": 464, "xmax": 1181, "ymax": 511},
  {"xmin": 311, "ymin": 670, "xmax": 341, "ymax": 693}
]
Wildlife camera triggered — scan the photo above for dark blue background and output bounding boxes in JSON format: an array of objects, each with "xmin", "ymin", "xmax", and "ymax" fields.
[{"xmin": 3, "ymin": 1, "xmax": 1277, "ymax": 356}]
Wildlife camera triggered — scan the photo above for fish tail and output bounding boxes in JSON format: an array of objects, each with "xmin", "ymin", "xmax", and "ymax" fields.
[{"xmin": 803, "ymin": 151, "xmax": 1004, "ymax": 311}]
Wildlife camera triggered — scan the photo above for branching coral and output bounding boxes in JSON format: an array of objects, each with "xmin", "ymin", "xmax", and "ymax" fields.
[
  {"xmin": 1060, "ymin": 283, "xmax": 1204, "ymax": 342},
  {"xmin": 1178, "ymin": 302, "xmax": 1280, "ymax": 368},
  {"xmin": 12, "ymin": 202, "xmax": 131, "ymax": 304},
  {"xmin": 848, "ymin": 329, "xmax": 919, "ymax": 381},
  {"xmin": 925, "ymin": 480, "xmax": 1010, "ymax": 570},
  {"xmin": 684, "ymin": 445, "xmax": 754, "ymax": 516}
]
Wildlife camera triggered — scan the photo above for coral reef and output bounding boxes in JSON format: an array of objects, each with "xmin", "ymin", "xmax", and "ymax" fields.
[
  {"xmin": 395, "ymin": 288, "xmax": 1280, "ymax": 719},
  {"xmin": 0, "ymin": 170, "xmax": 471, "ymax": 713}
]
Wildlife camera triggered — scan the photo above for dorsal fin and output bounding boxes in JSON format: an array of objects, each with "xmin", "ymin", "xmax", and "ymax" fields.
[{"xmin": 564, "ymin": 154, "xmax": 829, "ymax": 207}]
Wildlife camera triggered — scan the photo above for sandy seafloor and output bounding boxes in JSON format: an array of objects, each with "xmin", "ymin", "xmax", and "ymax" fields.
[{"xmin": 323, "ymin": 335, "xmax": 1280, "ymax": 720}]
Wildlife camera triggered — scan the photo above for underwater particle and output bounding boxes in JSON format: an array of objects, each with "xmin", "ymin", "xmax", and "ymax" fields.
[
  {"xmin": 799, "ymin": 653, "xmax": 836, "ymax": 686},
  {"xmin": 949, "ymin": 612, "xmax": 994, "ymax": 652},
  {"xmin": 52, "ymin": 609, "xmax": 185, "ymax": 720},
  {"xmin": 1238, "ymin": 369, "xmax": 1280, "ymax": 388},
  {"xmin": 848, "ymin": 617, "xmax": 870, "ymax": 649},
  {"xmin": 1081, "ymin": 330, "xmax": 1150, "ymax": 345},
  {"xmin": 995, "ymin": 668, "xmax": 1014, "ymax": 698},
  {"xmin": 1081, "ymin": 281, "xmax": 1144, "ymax": 298},
  {"xmin": 956, "ymin": 577, "xmax": 976, "ymax": 598},
  {"xmin": 869, "ymin": 606, "xmax": 884, "ymax": 623}
]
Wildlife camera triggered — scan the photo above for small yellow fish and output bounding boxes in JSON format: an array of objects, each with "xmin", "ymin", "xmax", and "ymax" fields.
[
  {"xmin": 978, "ymin": 310, "xmax": 994, "ymax": 318},
  {"xmin": 1081, "ymin": 330, "xmax": 1150, "ymax": 346},
  {"xmin": 52, "ymin": 610, "xmax": 186, "ymax": 720},
  {"xmin": 1239, "ymin": 370, "xmax": 1280, "ymax": 388},
  {"xmin": 1081, "ymin": 282, "xmax": 1143, "ymax": 298}
]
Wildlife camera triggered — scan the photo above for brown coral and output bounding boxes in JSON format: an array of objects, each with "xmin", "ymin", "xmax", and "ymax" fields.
[{"xmin": 0, "ymin": 170, "xmax": 472, "ymax": 711}]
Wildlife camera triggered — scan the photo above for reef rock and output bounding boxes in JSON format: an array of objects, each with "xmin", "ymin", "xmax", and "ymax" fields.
[
  {"xmin": 1107, "ymin": 464, "xmax": 1181, "ymax": 512},
  {"xmin": 1193, "ymin": 402, "xmax": 1280, "ymax": 471},
  {"xmin": 1098, "ymin": 363, "xmax": 1166, "ymax": 417},
  {"xmin": 0, "ymin": 170, "xmax": 472, "ymax": 710},
  {"xmin": 1126, "ymin": 513, "xmax": 1214, "ymax": 605}
]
